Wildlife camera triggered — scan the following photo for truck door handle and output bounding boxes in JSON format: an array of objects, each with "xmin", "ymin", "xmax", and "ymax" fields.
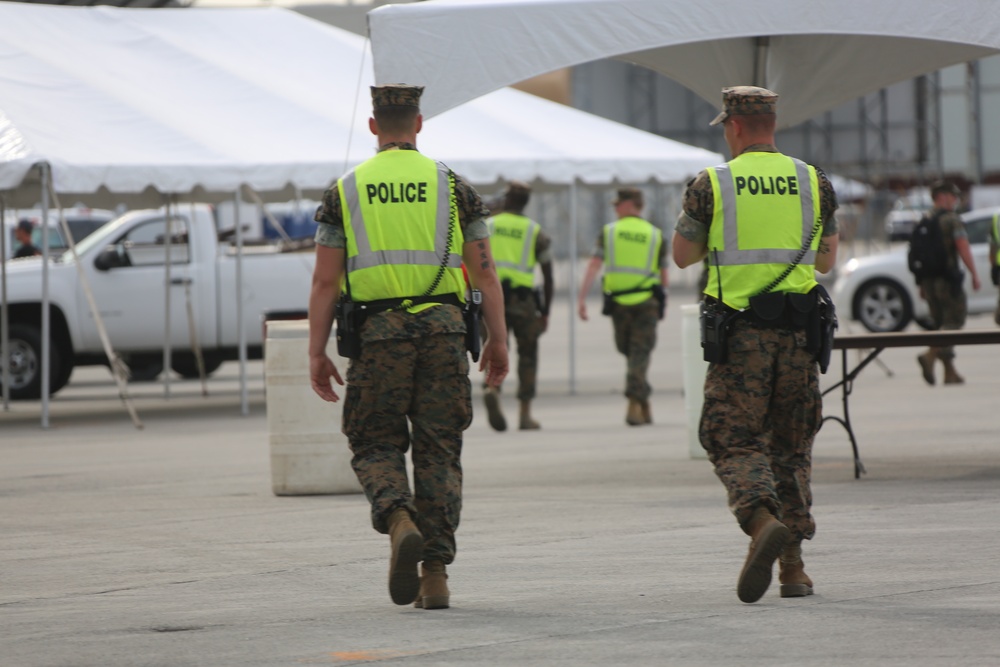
[{"xmin": 170, "ymin": 278, "xmax": 193, "ymax": 286}]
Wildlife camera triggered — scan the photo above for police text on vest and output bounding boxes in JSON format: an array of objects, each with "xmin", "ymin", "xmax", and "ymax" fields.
[
  {"xmin": 366, "ymin": 182, "xmax": 428, "ymax": 204},
  {"xmin": 734, "ymin": 175, "xmax": 798, "ymax": 196}
]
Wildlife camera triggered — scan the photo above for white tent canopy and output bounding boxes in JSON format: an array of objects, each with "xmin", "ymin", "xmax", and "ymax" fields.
[
  {"xmin": 369, "ymin": 0, "xmax": 1000, "ymax": 127},
  {"xmin": 0, "ymin": 3, "xmax": 720, "ymax": 210}
]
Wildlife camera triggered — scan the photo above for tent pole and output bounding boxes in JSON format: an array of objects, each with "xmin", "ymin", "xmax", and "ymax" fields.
[
  {"xmin": 179, "ymin": 197, "xmax": 208, "ymax": 397},
  {"xmin": 48, "ymin": 186, "xmax": 143, "ymax": 429},
  {"xmin": 753, "ymin": 36, "xmax": 770, "ymax": 88},
  {"xmin": 235, "ymin": 188, "xmax": 248, "ymax": 416},
  {"xmin": 40, "ymin": 164, "xmax": 51, "ymax": 428},
  {"xmin": 1, "ymin": 193, "xmax": 9, "ymax": 410},
  {"xmin": 568, "ymin": 180, "xmax": 578, "ymax": 396},
  {"xmin": 162, "ymin": 197, "xmax": 173, "ymax": 399}
]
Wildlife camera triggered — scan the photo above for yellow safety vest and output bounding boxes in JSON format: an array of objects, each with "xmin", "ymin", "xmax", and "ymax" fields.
[
  {"xmin": 339, "ymin": 150, "xmax": 465, "ymax": 312},
  {"xmin": 602, "ymin": 216, "xmax": 662, "ymax": 306},
  {"xmin": 705, "ymin": 152, "xmax": 821, "ymax": 310},
  {"xmin": 488, "ymin": 212, "xmax": 539, "ymax": 289}
]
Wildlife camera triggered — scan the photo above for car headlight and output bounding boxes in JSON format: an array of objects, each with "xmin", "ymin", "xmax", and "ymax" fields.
[{"xmin": 842, "ymin": 258, "xmax": 859, "ymax": 274}]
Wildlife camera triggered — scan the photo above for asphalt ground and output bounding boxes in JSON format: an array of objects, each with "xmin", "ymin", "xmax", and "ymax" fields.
[{"xmin": 3, "ymin": 289, "xmax": 1000, "ymax": 667}]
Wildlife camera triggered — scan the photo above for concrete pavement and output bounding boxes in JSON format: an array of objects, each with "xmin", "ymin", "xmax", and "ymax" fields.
[{"xmin": 3, "ymin": 290, "xmax": 1000, "ymax": 666}]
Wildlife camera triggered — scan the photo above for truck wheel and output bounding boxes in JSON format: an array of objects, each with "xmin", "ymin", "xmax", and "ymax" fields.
[
  {"xmin": 127, "ymin": 359, "xmax": 164, "ymax": 382},
  {"xmin": 171, "ymin": 352, "xmax": 224, "ymax": 379},
  {"xmin": 2, "ymin": 323, "xmax": 62, "ymax": 400}
]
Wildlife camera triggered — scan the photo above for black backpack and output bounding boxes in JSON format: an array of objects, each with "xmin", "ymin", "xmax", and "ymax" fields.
[{"xmin": 907, "ymin": 212, "xmax": 948, "ymax": 281}]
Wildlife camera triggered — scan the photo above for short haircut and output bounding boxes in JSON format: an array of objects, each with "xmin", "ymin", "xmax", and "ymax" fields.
[
  {"xmin": 373, "ymin": 105, "xmax": 419, "ymax": 134},
  {"xmin": 736, "ymin": 113, "xmax": 777, "ymax": 134},
  {"xmin": 504, "ymin": 189, "xmax": 530, "ymax": 212}
]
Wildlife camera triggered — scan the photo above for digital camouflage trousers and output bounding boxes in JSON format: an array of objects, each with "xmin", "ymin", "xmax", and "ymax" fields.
[
  {"xmin": 610, "ymin": 298, "xmax": 659, "ymax": 401},
  {"xmin": 342, "ymin": 333, "xmax": 472, "ymax": 564},
  {"xmin": 921, "ymin": 276, "xmax": 968, "ymax": 361},
  {"xmin": 699, "ymin": 320, "xmax": 821, "ymax": 543}
]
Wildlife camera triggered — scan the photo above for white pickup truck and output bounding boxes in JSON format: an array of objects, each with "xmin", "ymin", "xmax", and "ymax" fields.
[{"xmin": 2, "ymin": 205, "xmax": 316, "ymax": 399}]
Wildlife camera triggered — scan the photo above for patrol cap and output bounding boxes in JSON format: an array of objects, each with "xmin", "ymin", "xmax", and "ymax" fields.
[
  {"xmin": 16, "ymin": 219, "xmax": 33, "ymax": 234},
  {"xmin": 612, "ymin": 187, "xmax": 644, "ymax": 207},
  {"xmin": 930, "ymin": 180, "xmax": 960, "ymax": 197},
  {"xmin": 709, "ymin": 86, "xmax": 779, "ymax": 126},
  {"xmin": 371, "ymin": 84, "xmax": 424, "ymax": 109}
]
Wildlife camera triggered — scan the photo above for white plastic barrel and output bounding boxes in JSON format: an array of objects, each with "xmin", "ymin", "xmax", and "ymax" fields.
[
  {"xmin": 265, "ymin": 320, "xmax": 361, "ymax": 495},
  {"xmin": 680, "ymin": 304, "xmax": 709, "ymax": 460}
]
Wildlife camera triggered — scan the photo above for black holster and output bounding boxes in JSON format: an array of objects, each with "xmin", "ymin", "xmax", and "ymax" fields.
[
  {"xmin": 700, "ymin": 300, "xmax": 735, "ymax": 364},
  {"xmin": 810, "ymin": 285, "xmax": 838, "ymax": 374},
  {"xmin": 992, "ymin": 265, "xmax": 1000, "ymax": 287},
  {"xmin": 652, "ymin": 284, "xmax": 666, "ymax": 319},
  {"xmin": 464, "ymin": 289, "xmax": 482, "ymax": 362},
  {"xmin": 335, "ymin": 298, "xmax": 363, "ymax": 359}
]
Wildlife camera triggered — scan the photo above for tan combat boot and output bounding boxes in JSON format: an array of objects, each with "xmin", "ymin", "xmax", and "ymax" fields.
[
  {"xmin": 737, "ymin": 507, "xmax": 790, "ymax": 603},
  {"xmin": 483, "ymin": 387, "xmax": 507, "ymax": 432},
  {"xmin": 916, "ymin": 349, "xmax": 937, "ymax": 386},
  {"xmin": 519, "ymin": 400, "xmax": 541, "ymax": 430},
  {"xmin": 387, "ymin": 508, "xmax": 423, "ymax": 605},
  {"xmin": 413, "ymin": 561, "xmax": 450, "ymax": 609},
  {"xmin": 626, "ymin": 399, "xmax": 645, "ymax": 426},
  {"xmin": 778, "ymin": 543, "xmax": 814, "ymax": 598},
  {"xmin": 640, "ymin": 399, "xmax": 653, "ymax": 424},
  {"xmin": 942, "ymin": 358, "xmax": 965, "ymax": 385}
]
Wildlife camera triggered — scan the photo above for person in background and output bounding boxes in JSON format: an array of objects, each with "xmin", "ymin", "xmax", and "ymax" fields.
[
  {"xmin": 991, "ymin": 210, "xmax": 1000, "ymax": 325},
  {"xmin": 308, "ymin": 84, "xmax": 508, "ymax": 611},
  {"xmin": 482, "ymin": 180, "xmax": 554, "ymax": 431},
  {"xmin": 577, "ymin": 187, "xmax": 667, "ymax": 426},
  {"xmin": 915, "ymin": 181, "xmax": 981, "ymax": 385},
  {"xmin": 673, "ymin": 86, "xmax": 839, "ymax": 603},
  {"xmin": 13, "ymin": 220, "xmax": 41, "ymax": 258}
]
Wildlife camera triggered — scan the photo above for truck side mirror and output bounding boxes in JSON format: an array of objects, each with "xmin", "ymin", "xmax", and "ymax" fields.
[{"xmin": 94, "ymin": 246, "xmax": 129, "ymax": 271}]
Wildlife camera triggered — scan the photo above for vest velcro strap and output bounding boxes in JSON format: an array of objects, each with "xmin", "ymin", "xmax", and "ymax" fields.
[{"xmin": 354, "ymin": 292, "xmax": 464, "ymax": 316}]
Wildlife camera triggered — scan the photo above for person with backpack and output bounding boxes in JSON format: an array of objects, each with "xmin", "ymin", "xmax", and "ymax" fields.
[{"xmin": 911, "ymin": 181, "xmax": 981, "ymax": 385}]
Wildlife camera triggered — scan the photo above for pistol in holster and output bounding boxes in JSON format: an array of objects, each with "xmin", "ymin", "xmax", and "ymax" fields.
[
  {"xmin": 796, "ymin": 285, "xmax": 837, "ymax": 374},
  {"xmin": 810, "ymin": 285, "xmax": 838, "ymax": 374},
  {"xmin": 651, "ymin": 284, "xmax": 667, "ymax": 320},
  {"xmin": 335, "ymin": 298, "xmax": 363, "ymax": 360},
  {"xmin": 700, "ymin": 300, "xmax": 734, "ymax": 364},
  {"xmin": 464, "ymin": 289, "xmax": 482, "ymax": 362}
]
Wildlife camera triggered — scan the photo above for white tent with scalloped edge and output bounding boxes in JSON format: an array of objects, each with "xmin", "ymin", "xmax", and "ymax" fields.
[{"xmin": 369, "ymin": 0, "xmax": 1000, "ymax": 126}]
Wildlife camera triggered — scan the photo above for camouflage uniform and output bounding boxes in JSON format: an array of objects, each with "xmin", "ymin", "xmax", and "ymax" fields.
[
  {"xmin": 675, "ymin": 144, "xmax": 838, "ymax": 541},
  {"xmin": 592, "ymin": 230, "xmax": 666, "ymax": 402},
  {"xmin": 314, "ymin": 141, "xmax": 489, "ymax": 565},
  {"xmin": 501, "ymin": 282, "xmax": 548, "ymax": 401},
  {"xmin": 918, "ymin": 208, "xmax": 968, "ymax": 361}
]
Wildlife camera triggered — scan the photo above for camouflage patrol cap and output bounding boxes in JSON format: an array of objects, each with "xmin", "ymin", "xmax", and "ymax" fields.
[
  {"xmin": 612, "ymin": 187, "xmax": 644, "ymax": 207},
  {"xmin": 709, "ymin": 86, "xmax": 779, "ymax": 126},
  {"xmin": 930, "ymin": 180, "xmax": 960, "ymax": 197},
  {"xmin": 371, "ymin": 84, "xmax": 424, "ymax": 109}
]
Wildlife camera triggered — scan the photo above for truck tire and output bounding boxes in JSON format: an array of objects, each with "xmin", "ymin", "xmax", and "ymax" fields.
[
  {"xmin": 2, "ymin": 323, "xmax": 62, "ymax": 400},
  {"xmin": 171, "ymin": 352, "xmax": 224, "ymax": 379},
  {"xmin": 127, "ymin": 358, "xmax": 164, "ymax": 382}
]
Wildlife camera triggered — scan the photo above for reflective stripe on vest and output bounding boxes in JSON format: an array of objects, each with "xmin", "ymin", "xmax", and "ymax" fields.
[
  {"xmin": 339, "ymin": 151, "xmax": 464, "ymax": 307},
  {"xmin": 489, "ymin": 213, "xmax": 539, "ymax": 289},
  {"xmin": 706, "ymin": 153, "xmax": 820, "ymax": 310},
  {"xmin": 602, "ymin": 216, "xmax": 662, "ymax": 306}
]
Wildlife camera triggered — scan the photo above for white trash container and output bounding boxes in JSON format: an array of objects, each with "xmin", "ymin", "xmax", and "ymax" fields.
[
  {"xmin": 680, "ymin": 304, "xmax": 709, "ymax": 460},
  {"xmin": 265, "ymin": 320, "xmax": 361, "ymax": 496}
]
